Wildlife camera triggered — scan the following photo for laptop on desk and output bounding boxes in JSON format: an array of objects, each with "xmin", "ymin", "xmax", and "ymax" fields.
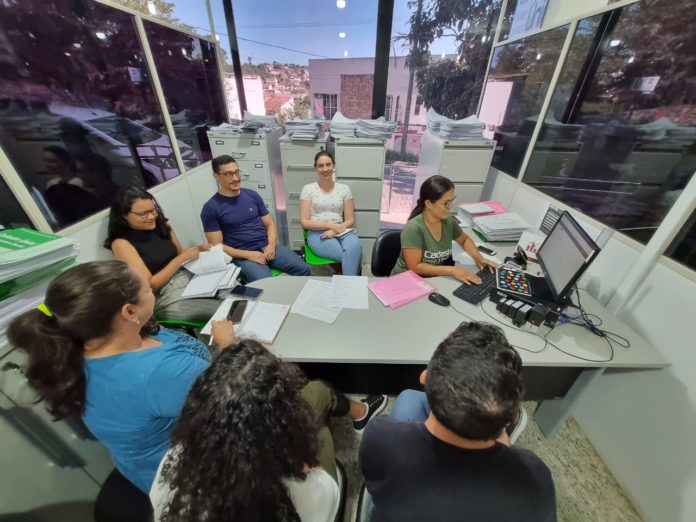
[{"xmin": 494, "ymin": 211, "xmax": 601, "ymax": 307}]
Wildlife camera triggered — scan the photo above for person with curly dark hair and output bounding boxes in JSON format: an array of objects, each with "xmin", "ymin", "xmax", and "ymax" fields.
[
  {"xmin": 7, "ymin": 261, "xmax": 235, "ymax": 495},
  {"xmin": 359, "ymin": 322, "xmax": 556, "ymax": 521},
  {"xmin": 104, "ymin": 186, "xmax": 221, "ymax": 323},
  {"xmin": 150, "ymin": 341, "xmax": 356, "ymax": 521}
]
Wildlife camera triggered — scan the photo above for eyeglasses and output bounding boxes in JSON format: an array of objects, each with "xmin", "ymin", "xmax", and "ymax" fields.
[
  {"xmin": 441, "ymin": 197, "xmax": 456, "ymax": 209},
  {"xmin": 129, "ymin": 208, "xmax": 158, "ymax": 219},
  {"xmin": 219, "ymin": 169, "xmax": 242, "ymax": 179}
]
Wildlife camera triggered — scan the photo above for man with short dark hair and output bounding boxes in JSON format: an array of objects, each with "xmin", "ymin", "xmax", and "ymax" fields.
[
  {"xmin": 359, "ymin": 322, "xmax": 556, "ymax": 522},
  {"xmin": 201, "ymin": 155, "xmax": 310, "ymax": 281}
]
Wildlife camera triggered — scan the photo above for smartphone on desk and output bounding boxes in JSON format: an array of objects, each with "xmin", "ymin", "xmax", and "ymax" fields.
[
  {"xmin": 477, "ymin": 244, "xmax": 497, "ymax": 256},
  {"xmin": 228, "ymin": 299, "xmax": 247, "ymax": 323},
  {"xmin": 230, "ymin": 285, "xmax": 263, "ymax": 299}
]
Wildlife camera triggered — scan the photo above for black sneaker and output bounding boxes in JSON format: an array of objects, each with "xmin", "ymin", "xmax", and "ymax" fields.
[
  {"xmin": 353, "ymin": 394, "xmax": 388, "ymax": 433},
  {"xmin": 505, "ymin": 406, "xmax": 528, "ymax": 445}
]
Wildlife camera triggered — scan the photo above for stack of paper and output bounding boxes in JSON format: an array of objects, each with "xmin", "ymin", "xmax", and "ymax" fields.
[
  {"xmin": 472, "ymin": 213, "xmax": 529, "ymax": 242},
  {"xmin": 356, "ymin": 117, "xmax": 397, "ymax": 139},
  {"xmin": 426, "ymin": 108, "xmax": 485, "ymax": 140},
  {"xmin": 368, "ymin": 270, "xmax": 437, "ymax": 310},
  {"xmin": 242, "ymin": 111, "xmax": 278, "ymax": 131},
  {"xmin": 457, "ymin": 200, "xmax": 509, "ymax": 227},
  {"xmin": 329, "ymin": 111, "xmax": 357, "ymax": 138},
  {"xmin": 0, "ymin": 228, "xmax": 79, "ymax": 345},
  {"xmin": 291, "ymin": 275, "xmax": 369, "ymax": 323},
  {"xmin": 285, "ymin": 118, "xmax": 324, "ymax": 140},
  {"xmin": 182, "ymin": 245, "xmax": 240, "ymax": 298}
]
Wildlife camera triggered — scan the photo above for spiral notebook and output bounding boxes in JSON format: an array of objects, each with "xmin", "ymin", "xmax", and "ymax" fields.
[{"xmin": 201, "ymin": 299, "xmax": 290, "ymax": 344}]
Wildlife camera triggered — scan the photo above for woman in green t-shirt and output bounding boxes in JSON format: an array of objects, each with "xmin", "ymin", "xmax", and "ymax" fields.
[{"xmin": 393, "ymin": 175, "xmax": 496, "ymax": 284}]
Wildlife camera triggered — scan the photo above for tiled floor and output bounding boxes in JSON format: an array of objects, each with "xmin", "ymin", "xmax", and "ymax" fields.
[{"xmin": 329, "ymin": 398, "xmax": 643, "ymax": 522}]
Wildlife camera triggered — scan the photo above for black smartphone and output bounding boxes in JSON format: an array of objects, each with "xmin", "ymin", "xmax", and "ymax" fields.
[
  {"xmin": 230, "ymin": 285, "xmax": 263, "ymax": 299},
  {"xmin": 477, "ymin": 244, "xmax": 497, "ymax": 256},
  {"xmin": 228, "ymin": 299, "xmax": 247, "ymax": 323}
]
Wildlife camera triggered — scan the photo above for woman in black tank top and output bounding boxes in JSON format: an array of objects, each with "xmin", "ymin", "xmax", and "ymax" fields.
[{"xmin": 104, "ymin": 187, "xmax": 221, "ymax": 323}]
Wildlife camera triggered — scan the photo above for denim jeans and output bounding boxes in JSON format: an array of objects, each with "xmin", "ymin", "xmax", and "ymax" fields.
[
  {"xmin": 235, "ymin": 244, "xmax": 310, "ymax": 282},
  {"xmin": 307, "ymin": 230, "xmax": 362, "ymax": 275},
  {"xmin": 390, "ymin": 389, "xmax": 431, "ymax": 422}
]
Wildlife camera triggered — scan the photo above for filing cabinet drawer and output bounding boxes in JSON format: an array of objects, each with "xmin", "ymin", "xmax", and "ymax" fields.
[
  {"xmin": 354, "ymin": 210, "xmax": 380, "ymax": 236},
  {"xmin": 449, "ymin": 183, "xmax": 484, "ymax": 214},
  {"xmin": 209, "ymin": 136, "xmax": 268, "ymax": 162},
  {"xmin": 246, "ymin": 181, "xmax": 274, "ymax": 202},
  {"xmin": 284, "ymin": 174, "xmax": 318, "ymax": 205},
  {"xmin": 280, "ymin": 144, "xmax": 326, "ymax": 168},
  {"xmin": 440, "ymin": 147, "xmax": 494, "ymax": 182},
  {"xmin": 287, "ymin": 208, "xmax": 302, "ymax": 227},
  {"xmin": 339, "ymin": 179, "xmax": 382, "ymax": 210},
  {"xmin": 335, "ymin": 145, "xmax": 385, "ymax": 179},
  {"xmin": 236, "ymin": 160, "xmax": 271, "ymax": 183}
]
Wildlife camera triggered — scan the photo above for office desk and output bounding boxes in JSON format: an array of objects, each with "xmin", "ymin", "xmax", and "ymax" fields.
[{"xmin": 250, "ymin": 276, "xmax": 668, "ymax": 436}]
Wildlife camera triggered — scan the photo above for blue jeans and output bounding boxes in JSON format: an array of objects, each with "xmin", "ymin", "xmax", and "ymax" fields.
[
  {"xmin": 391, "ymin": 389, "xmax": 430, "ymax": 422},
  {"xmin": 235, "ymin": 244, "xmax": 310, "ymax": 282},
  {"xmin": 307, "ymin": 230, "xmax": 362, "ymax": 275}
]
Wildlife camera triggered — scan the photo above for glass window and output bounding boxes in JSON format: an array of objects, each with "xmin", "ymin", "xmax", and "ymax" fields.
[
  {"xmin": 522, "ymin": 0, "xmax": 696, "ymax": 245},
  {"xmin": 231, "ymin": 0, "xmax": 378, "ymax": 120},
  {"xmin": 383, "ymin": 0, "xmax": 503, "ymax": 225},
  {"xmin": 666, "ymin": 211, "xmax": 696, "ymax": 271},
  {"xmin": 499, "ymin": 0, "xmax": 549, "ymax": 41},
  {"xmin": 144, "ymin": 21, "xmax": 227, "ymax": 169},
  {"xmin": 478, "ymin": 24, "xmax": 569, "ymax": 177},
  {"xmin": 0, "ymin": 0, "xmax": 178, "ymax": 231},
  {"xmin": 0, "ymin": 176, "xmax": 33, "ymax": 229}
]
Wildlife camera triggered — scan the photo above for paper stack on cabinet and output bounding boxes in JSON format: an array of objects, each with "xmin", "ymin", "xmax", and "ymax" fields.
[{"xmin": 472, "ymin": 213, "xmax": 529, "ymax": 242}]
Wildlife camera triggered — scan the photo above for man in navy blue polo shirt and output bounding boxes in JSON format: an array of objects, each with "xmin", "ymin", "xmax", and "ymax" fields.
[{"xmin": 201, "ymin": 155, "xmax": 310, "ymax": 282}]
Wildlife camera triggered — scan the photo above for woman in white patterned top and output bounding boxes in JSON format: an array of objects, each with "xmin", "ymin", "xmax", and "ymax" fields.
[{"xmin": 300, "ymin": 150, "xmax": 362, "ymax": 275}]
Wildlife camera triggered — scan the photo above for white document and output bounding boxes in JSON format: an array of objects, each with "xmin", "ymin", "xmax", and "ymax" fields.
[
  {"xmin": 459, "ymin": 202, "xmax": 493, "ymax": 215},
  {"xmin": 217, "ymin": 265, "xmax": 241, "ymax": 290},
  {"xmin": 331, "ymin": 275, "xmax": 368, "ymax": 309},
  {"xmin": 201, "ymin": 299, "xmax": 290, "ymax": 344},
  {"xmin": 201, "ymin": 298, "xmax": 233, "ymax": 335},
  {"xmin": 183, "ymin": 244, "xmax": 231, "ymax": 275},
  {"xmin": 335, "ymin": 227, "xmax": 355, "ymax": 238},
  {"xmin": 181, "ymin": 269, "xmax": 227, "ymax": 298},
  {"xmin": 291, "ymin": 279, "xmax": 342, "ymax": 323}
]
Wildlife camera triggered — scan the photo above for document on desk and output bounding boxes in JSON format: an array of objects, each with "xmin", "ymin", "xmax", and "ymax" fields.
[
  {"xmin": 183, "ymin": 244, "xmax": 231, "ymax": 275},
  {"xmin": 291, "ymin": 279, "xmax": 342, "ymax": 323},
  {"xmin": 201, "ymin": 299, "xmax": 290, "ymax": 344},
  {"xmin": 368, "ymin": 270, "xmax": 437, "ymax": 310},
  {"xmin": 331, "ymin": 275, "xmax": 368, "ymax": 309}
]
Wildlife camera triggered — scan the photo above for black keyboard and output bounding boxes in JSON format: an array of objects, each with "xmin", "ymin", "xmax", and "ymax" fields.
[{"xmin": 453, "ymin": 269, "xmax": 496, "ymax": 305}]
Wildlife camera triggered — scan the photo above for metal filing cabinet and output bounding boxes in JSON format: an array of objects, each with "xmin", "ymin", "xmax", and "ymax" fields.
[
  {"xmin": 207, "ymin": 128, "xmax": 284, "ymax": 234},
  {"xmin": 328, "ymin": 136, "xmax": 386, "ymax": 261},
  {"xmin": 413, "ymin": 132, "xmax": 496, "ymax": 214},
  {"xmin": 279, "ymin": 133, "xmax": 328, "ymax": 250}
]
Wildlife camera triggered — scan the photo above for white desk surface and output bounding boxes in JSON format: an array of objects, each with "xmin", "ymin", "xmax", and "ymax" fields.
[{"xmin": 249, "ymin": 275, "xmax": 668, "ymax": 369}]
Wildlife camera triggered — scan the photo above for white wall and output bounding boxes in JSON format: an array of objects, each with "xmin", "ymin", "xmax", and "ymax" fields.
[{"xmin": 487, "ymin": 167, "xmax": 696, "ymax": 521}]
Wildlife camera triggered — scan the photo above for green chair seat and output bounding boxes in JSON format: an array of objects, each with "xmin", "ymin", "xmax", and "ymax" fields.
[
  {"xmin": 157, "ymin": 318, "xmax": 206, "ymax": 329},
  {"xmin": 303, "ymin": 229, "xmax": 340, "ymax": 266}
]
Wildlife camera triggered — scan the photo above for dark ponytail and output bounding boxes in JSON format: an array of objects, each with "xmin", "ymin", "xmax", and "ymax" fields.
[
  {"xmin": 7, "ymin": 261, "xmax": 141, "ymax": 419},
  {"xmin": 408, "ymin": 175, "xmax": 455, "ymax": 220}
]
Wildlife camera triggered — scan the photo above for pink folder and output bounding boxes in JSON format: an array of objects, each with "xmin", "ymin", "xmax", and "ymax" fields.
[{"xmin": 368, "ymin": 270, "xmax": 437, "ymax": 310}]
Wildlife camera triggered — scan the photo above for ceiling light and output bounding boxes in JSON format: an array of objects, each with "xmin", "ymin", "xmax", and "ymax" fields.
[
  {"xmin": 339, "ymin": 32, "xmax": 346, "ymax": 38},
  {"xmin": 536, "ymin": 53, "xmax": 542, "ymax": 60},
  {"xmin": 64, "ymin": 52, "xmax": 71, "ymax": 57},
  {"xmin": 147, "ymin": 1, "xmax": 157, "ymax": 15},
  {"xmin": 441, "ymin": 52, "xmax": 445, "ymax": 58},
  {"xmin": 609, "ymin": 39, "xmax": 621, "ymax": 47},
  {"xmin": 481, "ymin": 35, "xmax": 487, "ymax": 43},
  {"xmin": 95, "ymin": 31, "xmax": 107, "ymax": 40},
  {"xmin": 628, "ymin": 56, "xmax": 635, "ymax": 63},
  {"xmin": 344, "ymin": 49, "xmax": 348, "ymax": 57},
  {"xmin": 336, "ymin": 0, "xmax": 346, "ymax": 8},
  {"xmin": 73, "ymin": 42, "xmax": 81, "ymax": 48}
]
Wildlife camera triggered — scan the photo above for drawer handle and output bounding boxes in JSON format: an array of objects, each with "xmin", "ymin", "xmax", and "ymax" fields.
[
  {"xmin": 287, "ymin": 164, "xmax": 314, "ymax": 170},
  {"xmin": 215, "ymin": 140, "xmax": 225, "ymax": 145},
  {"xmin": 257, "ymin": 184, "xmax": 267, "ymax": 189},
  {"xmin": 231, "ymin": 152, "xmax": 247, "ymax": 159},
  {"xmin": 255, "ymin": 163, "xmax": 263, "ymax": 168},
  {"xmin": 289, "ymin": 192, "xmax": 301, "ymax": 200},
  {"xmin": 242, "ymin": 173, "xmax": 250, "ymax": 179},
  {"xmin": 291, "ymin": 217, "xmax": 301, "ymax": 224},
  {"xmin": 251, "ymin": 141, "xmax": 260, "ymax": 146}
]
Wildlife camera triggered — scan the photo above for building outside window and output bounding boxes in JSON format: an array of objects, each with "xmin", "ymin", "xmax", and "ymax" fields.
[
  {"xmin": 313, "ymin": 93, "xmax": 339, "ymax": 120},
  {"xmin": 385, "ymin": 95, "xmax": 394, "ymax": 121}
]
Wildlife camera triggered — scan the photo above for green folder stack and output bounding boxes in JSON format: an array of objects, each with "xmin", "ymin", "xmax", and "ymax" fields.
[{"xmin": 0, "ymin": 228, "xmax": 79, "ymax": 345}]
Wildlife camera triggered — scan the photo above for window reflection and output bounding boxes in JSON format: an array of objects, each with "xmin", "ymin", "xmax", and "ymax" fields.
[
  {"xmin": 523, "ymin": 0, "xmax": 696, "ymax": 245},
  {"xmin": 0, "ymin": 177, "xmax": 33, "ymax": 229},
  {"xmin": 144, "ymin": 21, "xmax": 227, "ymax": 169},
  {"xmin": 0, "ymin": 0, "xmax": 178, "ymax": 230},
  {"xmin": 666, "ymin": 211, "xmax": 696, "ymax": 271},
  {"xmin": 478, "ymin": 25, "xmax": 570, "ymax": 177}
]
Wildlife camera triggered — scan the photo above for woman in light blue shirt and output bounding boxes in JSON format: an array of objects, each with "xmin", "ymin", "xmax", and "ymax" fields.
[{"xmin": 7, "ymin": 260, "xmax": 234, "ymax": 493}]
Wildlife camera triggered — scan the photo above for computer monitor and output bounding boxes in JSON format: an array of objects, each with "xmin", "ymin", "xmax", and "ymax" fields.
[{"xmin": 536, "ymin": 211, "xmax": 601, "ymax": 303}]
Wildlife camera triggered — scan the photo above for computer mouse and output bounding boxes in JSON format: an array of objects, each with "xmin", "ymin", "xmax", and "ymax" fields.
[{"xmin": 428, "ymin": 292, "xmax": 451, "ymax": 307}]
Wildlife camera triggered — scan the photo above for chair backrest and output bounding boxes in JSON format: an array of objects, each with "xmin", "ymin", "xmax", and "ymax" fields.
[
  {"xmin": 370, "ymin": 230, "xmax": 402, "ymax": 277},
  {"xmin": 94, "ymin": 468, "xmax": 153, "ymax": 522}
]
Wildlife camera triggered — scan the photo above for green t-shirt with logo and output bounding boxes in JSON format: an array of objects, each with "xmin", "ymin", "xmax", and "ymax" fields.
[{"xmin": 392, "ymin": 214, "xmax": 463, "ymax": 274}]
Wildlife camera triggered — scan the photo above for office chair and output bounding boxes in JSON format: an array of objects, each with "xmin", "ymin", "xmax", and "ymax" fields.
[
  {"xmin": 157, "ymin": 318, "xmax": 206, "ymax": 338},
  {"xmin": 334, "ymin": 459, "xmax": 348, "ymax": 522},
  {"xmin": 94, "ymin": 468, "xmax": 153, "ymax": 522},
  {"xmin": 370, "ymin": 230, "xmax": 401, "ymax": 277},
  {"xmin": 303, "ymin": 229, "xmax": 341, "ymax": 272},
  {"xmin": 355, "ymin": 482, "xmax": 373, "ymax": 522}
]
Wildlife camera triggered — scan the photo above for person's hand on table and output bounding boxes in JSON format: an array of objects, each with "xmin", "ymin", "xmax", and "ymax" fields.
[
  {"xmin": 450, "ymin": 267, "xmax": 482, "ymax": 285},
  {"xmin": 475, "ymin": 256, "xmax": 498, "ymax": 272},
  {"xmin": 263, "ymin": 244, "xmax": 276, "ymax": 261},
  {"xmin": 211, "ymin": 320, "xmax": 235, "ymax": 350}
]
